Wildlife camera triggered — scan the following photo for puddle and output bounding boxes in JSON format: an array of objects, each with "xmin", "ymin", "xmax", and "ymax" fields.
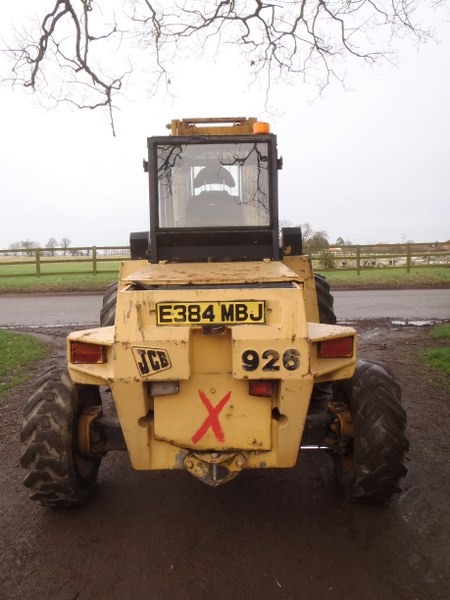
[
  {"xmin": 391, "ymin": 320, "xmax": 438, "ymax": 327},
  {"xmin": 359, "ymin": 328, "xmax": 382, "ymax": 341}
]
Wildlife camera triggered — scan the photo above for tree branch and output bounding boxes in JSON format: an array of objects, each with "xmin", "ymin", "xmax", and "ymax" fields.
[{"xmin": 0, "ymin": 0, "xmax": 443, "ymax": 134}]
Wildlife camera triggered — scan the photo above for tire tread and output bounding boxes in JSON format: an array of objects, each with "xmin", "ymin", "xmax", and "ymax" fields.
[
  {"xmin": 20, "ymin": 368, "xmax": 101, "ymax": 509},
  {"xmin": 334, "ymin": 360, "xmax": 408, "ymax": 503},
  {"xmin": 100, "ymin": 282, "xmax": 118, "ymax": 326}
]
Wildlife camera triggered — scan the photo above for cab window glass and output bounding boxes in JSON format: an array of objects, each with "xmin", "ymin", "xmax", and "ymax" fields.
[{"xmin": 157, "ymin": 142, "xmax": 270, "ymax": 228}]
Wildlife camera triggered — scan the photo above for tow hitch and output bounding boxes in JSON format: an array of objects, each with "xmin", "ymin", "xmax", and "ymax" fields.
[{"xmin": 184, "ymin": 452, "xmax": 247, "ymax": 486}]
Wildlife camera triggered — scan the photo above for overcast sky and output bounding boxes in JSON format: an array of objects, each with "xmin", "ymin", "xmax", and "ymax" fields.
[{"xmin": 0, "ymin": 4, "xmax": 449, "ymax": 249}]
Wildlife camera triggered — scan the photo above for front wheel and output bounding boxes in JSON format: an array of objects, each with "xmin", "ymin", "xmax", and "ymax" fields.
[
  {"xmin": 20, "ymin": 367, "xmax": 102, "ymax": 508},
  {"xmin": 332, "ymin": 360, "xmax": 409, "ymax": 503}
]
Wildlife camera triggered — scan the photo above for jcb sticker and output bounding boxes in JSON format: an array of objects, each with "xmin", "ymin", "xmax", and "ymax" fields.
[
  {"xmin": 132, "ymin": 347, "xmax": 172, "ymax": 377},
  {"xmin": 241, "ymin": 349, "xmax": 300, "ymax": 372}
]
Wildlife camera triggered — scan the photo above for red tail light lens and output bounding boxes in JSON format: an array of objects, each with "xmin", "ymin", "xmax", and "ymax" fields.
[
  {"xmin": 249, "ymin": 380, "xmax": 274, "ymax": 397},
  {"xmin": 70, "ymin": 342, "xmax": 105, "ymax": 364},
  {"xmin": 319, "ymin": 336, "xmax": 353, "ymax": 358}
]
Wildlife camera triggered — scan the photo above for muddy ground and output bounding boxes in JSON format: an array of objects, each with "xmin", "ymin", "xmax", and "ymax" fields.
[{"xmin": 0, "ymin": 320, "xmax": 449, "ymax": 600}]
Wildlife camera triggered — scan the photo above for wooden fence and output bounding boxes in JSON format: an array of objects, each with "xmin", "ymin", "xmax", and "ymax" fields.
[
  {"xmin": 0, "ymin": 246, "xmax": 130, "ymax": 277},
  {"xmin": 0, "ymin": 242, "xmax": 448, "ymax": 277},
  {"xmin": 306, "ymin": 242, "xmax": 449, "ymax": 275}
]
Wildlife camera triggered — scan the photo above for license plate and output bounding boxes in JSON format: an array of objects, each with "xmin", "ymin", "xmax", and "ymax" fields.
[{"xmin": 157, "ymin": 301, "xmax": 265, "ymax": 325}]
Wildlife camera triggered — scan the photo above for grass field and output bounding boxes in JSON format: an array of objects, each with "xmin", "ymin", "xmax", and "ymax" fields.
[
  {"xmin": 323, "ymin": 266, "xmax": 449, "ymax": 289},
  {"xmin": 0, "ymin": 259, "xmax": 120, "ymax": 293},
  {"xmin": 0, "ymin": 259, "xmax": 121, "ymax": 276},
  {"xmin": 0, "ymin": 272, "xmax": 118, "ymax": 293},
  {"xmin": 0, "ymin": 331, "xmax": 48, "ymax": 398},
  {"xmin": 0, "ymin": 263, "xmax": 448, "ymax": 293},
  {"xmin": 423, "ymin": 324, "xmax": 450, "ymax": 385}
]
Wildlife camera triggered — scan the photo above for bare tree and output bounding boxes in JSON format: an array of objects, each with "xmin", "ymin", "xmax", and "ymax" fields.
[
  {"xmin": 20, "ymin": 240, "xmax": 40, "ymax": 256},
  {"xmin": 60, "ymin": 237, "xmax": 71, "ymax": 255},
  {"xmin": 300, "ymin": 222, "xmax": 314, "ymax": 243},
  {"xmin": 7, "ymin": 241, "xmax": 23, "ymax": 256},
  {"xmin": 45, "ymin": 237, "xmax": 59, "ymax": 255},
  {"xmin": 1, "ymin": 1, "xmax": 445, "ymax": 134},
  {"xmin": 308, "ymin": 230, "xmax": 329, "ymax": 249}
]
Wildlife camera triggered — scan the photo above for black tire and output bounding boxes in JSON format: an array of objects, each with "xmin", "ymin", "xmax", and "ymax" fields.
[
  {"xmin": 333, "ymin": 360, "xmax": 408, "ymax": 504},
  {"xmin": 100, "ymin": 281, "xmax": 118, "ymax": 326},
  {"xmin": 310, "ymin": 274, "xmax": 337, "ymax": 405},
  {"xmin": 20, "ymin": 367, "xmax": 102, "ymax": 509},
  {"xmin": 314, "ymin": 273, "xmax": 336, "ymax": 324}
]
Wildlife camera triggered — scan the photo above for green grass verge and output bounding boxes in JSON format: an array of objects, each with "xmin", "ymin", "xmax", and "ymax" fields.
[
  {"xmin": 429, "ymin": 323, "xmax": 450, "ymax": 340},
  {"xmin": 0, "ymin": 331, "xmax": 49, "ymax": 398},
  {"xmin": 424, "ymin": 348, "xmax": 450, "ymax": 377},
  {"xmin": 423, "ymin": 324, "xmax": 450, "ymax": 385}
]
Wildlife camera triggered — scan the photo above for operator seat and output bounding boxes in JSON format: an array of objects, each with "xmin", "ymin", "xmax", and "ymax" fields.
[{"xmin": 186, "ymin": 166, "xmax": 243, "ymax": 227}]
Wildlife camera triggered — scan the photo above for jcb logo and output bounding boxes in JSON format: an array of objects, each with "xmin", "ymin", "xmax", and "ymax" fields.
[{"xmin": 132, "ymin": 347, "xmax": 172, "ymax": 377}]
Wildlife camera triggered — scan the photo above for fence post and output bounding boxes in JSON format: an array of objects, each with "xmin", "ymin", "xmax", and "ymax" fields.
[
  {"xmin": 406, "ymin": 243, "xmax": 411, "ymax": 274},
  {"xmin": 356, "ymin": 245, "xmax": 361, "ymax": 276},
  {"xmin": 92, "ymin": 246, "xmax": 97, "ymax": 276},
  {"xmin": 35, "ymin": 248, "xmax": 41, "ymax": 277}
]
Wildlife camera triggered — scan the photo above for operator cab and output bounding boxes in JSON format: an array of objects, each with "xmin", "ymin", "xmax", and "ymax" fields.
[{"xmin": 145, "ymin": 118, "xmax": 281, "ymax": 263}]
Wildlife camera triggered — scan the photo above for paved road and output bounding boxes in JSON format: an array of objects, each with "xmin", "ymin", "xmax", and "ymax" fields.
[
  {"xmin": 334, "ymin": 289, "xmax": 450, "ymax": 321},
  {"xmin": 0, "ymin": 294, "xmax": 103, "ymax": 328},
  {"xmin": 0, "ymin": 289, "xmax": 449, "ymax": 327}
]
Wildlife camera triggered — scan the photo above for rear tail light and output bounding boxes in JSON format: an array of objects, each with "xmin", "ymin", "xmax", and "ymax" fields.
[
  {"xmin": 319, "ymin": 336, "xmax": 354, "ymax": 358},
  {"xmin": 249, "ymin": 380, "xmax": 274, "ymax": 397},
  {"xmin": 70, "ymin": 342, "xmax": 106, "ymax": 364}
]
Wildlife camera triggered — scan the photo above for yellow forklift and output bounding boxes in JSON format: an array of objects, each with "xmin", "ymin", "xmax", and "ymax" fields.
[{"xmin": 21, "ymin": 118, "xmax": 408, "ymax": 507}]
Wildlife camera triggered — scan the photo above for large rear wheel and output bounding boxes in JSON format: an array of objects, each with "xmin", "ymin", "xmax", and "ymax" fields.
[
  {"xmin": 315, "ymin": 273, "xmax": 336, "ymax": 325},
  {"xmin": 310, "ymin": 273, "xmax": 336, "ymax": 404},
  {"xmin": 20, "ymin": 367, "xmax": 102, "ymax": 508},
  {"xmin": 100, "ymin": 281, "xmax": 118, "ymax": 326},
  {"xmin": 333, "ymin": 360, "xmax": 408, "ymax": 503}
]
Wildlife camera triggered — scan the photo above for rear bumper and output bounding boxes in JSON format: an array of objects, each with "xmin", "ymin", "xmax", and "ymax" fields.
[{"xmin": 67, "ymin": 319, "xmax": 355, "ymax": 471}]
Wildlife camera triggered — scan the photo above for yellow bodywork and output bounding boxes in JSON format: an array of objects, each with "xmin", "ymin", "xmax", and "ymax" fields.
[
  {"xmin": 68, "ymin": 256, "xmax": 356, "ymax": 479},
  {"xmin": 167, "ymin": 116, "xmax": 257, "ymax": 136}
]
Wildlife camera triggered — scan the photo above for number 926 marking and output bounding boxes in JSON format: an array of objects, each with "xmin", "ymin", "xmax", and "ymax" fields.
[{"xmin": 241, "ymin": 349, "xmax": 300, "ymax": 372}]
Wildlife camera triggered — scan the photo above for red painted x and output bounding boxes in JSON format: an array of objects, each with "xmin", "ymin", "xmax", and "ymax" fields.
[{"xmin": 191, "ymin": 389, "xmax": 232, "ymax": 444}]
